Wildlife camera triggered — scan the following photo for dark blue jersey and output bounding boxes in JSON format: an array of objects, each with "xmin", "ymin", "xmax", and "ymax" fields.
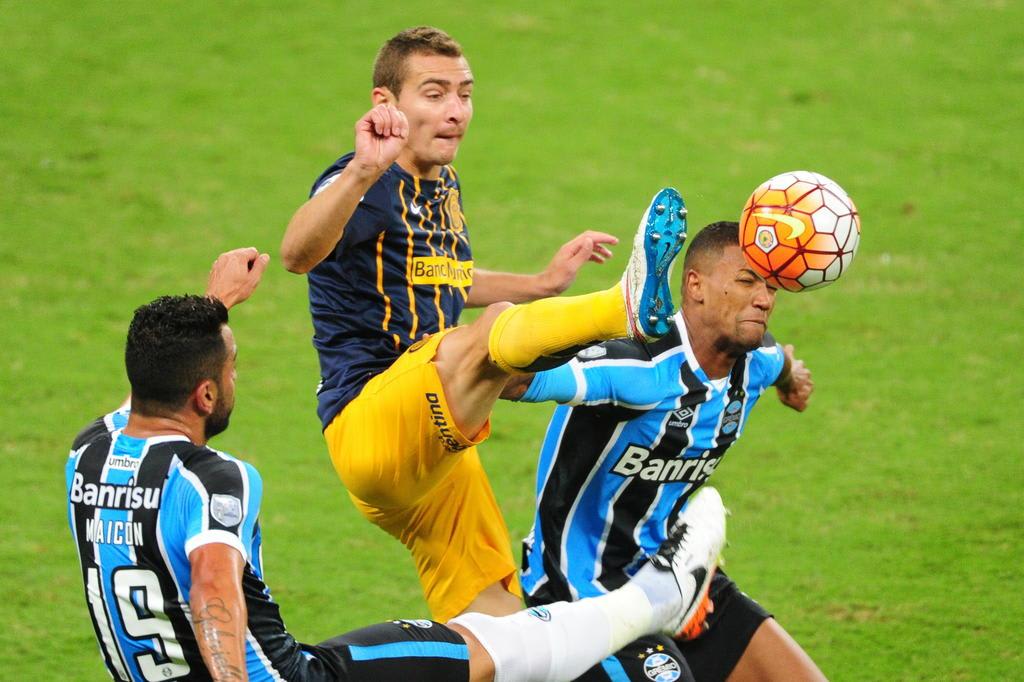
[
  {"xmin": 66, "ymin": 409, "xmax": 323, "ymax": 681},
  {"xmin": 307, "ymin": 154, "xmax": 473, "ymax": 428},
  {"xmin": 518, "ymin": 314, "xmax": 785, "ymax": 604}
]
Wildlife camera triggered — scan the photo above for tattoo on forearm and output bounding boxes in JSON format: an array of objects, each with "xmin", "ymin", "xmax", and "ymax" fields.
[{"xmin": 196, "ymin": 597, "xmax": 244, "ymax": 681}]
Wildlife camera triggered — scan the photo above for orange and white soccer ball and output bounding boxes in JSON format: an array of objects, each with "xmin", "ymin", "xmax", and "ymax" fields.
[{"xmin": 739, "ymin": 171, "xmax": 860, "ymax": 292}]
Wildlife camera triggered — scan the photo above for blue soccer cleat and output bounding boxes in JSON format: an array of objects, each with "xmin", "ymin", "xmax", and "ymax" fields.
[{"xmin": 621, "ymin": 188, "xmax": 688, "ymax": 341}]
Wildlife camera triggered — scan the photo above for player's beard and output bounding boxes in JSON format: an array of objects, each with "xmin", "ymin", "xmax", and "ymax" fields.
[
  {"xmin": 715, "ymin": 331, "xmax": 762, "ymax": 358},
  {"xmin": 204, "ymin": 395, "xmax": 232, "ymax": 441}
]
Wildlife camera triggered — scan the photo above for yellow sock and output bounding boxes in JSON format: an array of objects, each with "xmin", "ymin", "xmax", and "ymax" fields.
[{"xmin": 487, "ymin": 285, "xmax": 627, "ymax": 374}]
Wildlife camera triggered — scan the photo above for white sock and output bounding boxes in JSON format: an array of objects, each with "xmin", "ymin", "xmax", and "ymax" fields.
[
  {"xmin": 629, "ymin": 557, "xmax": 687, "ymax": 631},
  {"xmin": 450, "ymin": 587, "xmax": 658, "ymax": 682}
]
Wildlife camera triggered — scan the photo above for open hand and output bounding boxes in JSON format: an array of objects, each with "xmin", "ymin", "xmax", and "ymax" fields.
[{"xmin": 539, "ymin": 230, "xmax": 618, "ymax": 295}]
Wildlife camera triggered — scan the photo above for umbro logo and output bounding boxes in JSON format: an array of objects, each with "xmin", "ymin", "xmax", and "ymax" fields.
[
  {"xmin": 668, "ymin": 406, "xmax": 695, "ymax": 428},
  {"xmin": 672, "ymin": 407, "xmax": 693, "ymax": 421}
]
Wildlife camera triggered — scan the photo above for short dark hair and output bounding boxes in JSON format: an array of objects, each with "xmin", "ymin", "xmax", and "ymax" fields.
[
  {"xmin": 683, "ymin": 221, "xmax": 740, "ymax": 272},
  {"xmin": 373, "ymin": 26, "xmax": 463, "ymax": 97},
  {"xmin": 125, "ymin": 295, "xmax": 229, "ymax": 415}
]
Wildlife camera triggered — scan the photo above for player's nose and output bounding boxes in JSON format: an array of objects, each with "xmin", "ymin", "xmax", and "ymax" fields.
[
  {"xmin": 752, "ymin": 284, "xmax": 775, "ymax": 310},
  {"xmin": 446, "ymin": 95, "xmax": 470, "ymax": 123}
]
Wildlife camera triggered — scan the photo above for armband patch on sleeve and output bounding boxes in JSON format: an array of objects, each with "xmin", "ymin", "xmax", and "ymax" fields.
[{"xmin": 210, "ymin": 494, "xmax": 242, "ymax": 527}]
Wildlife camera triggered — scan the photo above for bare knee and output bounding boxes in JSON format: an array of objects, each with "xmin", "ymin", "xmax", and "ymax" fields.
[
  {"xmin": 440, "ymin": 302, "xmax": 514, "ymax": 374},
  {"xmin": 476, "ymin": 301, "xmax": 514, "ymax": 337},
  {"xmin": 475, "ymin": 302, "xmax": 515, "ymax": 367}
]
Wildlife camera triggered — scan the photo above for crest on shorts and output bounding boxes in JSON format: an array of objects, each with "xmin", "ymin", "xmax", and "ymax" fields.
[
  {"xmin": 643, "ymin": 652, "xmax": 681, "ymax": 682},
  {"xmin": 210, "ymin": 494, "xmax": 242, "ymax": 527}
]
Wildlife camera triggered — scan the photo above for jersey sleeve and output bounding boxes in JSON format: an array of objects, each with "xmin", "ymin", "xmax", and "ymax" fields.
[
  {"xmin": 520, "ymin": 362, "xmax": 583, "ymax": 404},
  {"xmin": 179, "ymin": 457, "xmax": 263, "ymax": 562},
  {"xmin": 521, "ymin": 356, "xmax": 663, "ymax": 409},
  {"xmin": 309, "ymin": 156, "xmax": 389, "ymax": 249},
  {"xmin": 751, "ymin": 332, "xmax": 786, "ymax": 389}
]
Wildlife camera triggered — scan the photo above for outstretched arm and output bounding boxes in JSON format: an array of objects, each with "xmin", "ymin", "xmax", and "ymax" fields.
[
  {"xmin": 281, "ymin": 104, "xmax": 409, "ymax": 273},
  {"xmin": 189, "ymin": 543, "xmax": 248, "ymax": 681},
  {"xmin": 466, "ymin": 231, "xmax": 617, "ymax": 306},
  {"xmin": 504, "ymin": 352, "xmax": 659, "ymax": 408},
  {"xmin": 774, "ymin": 343, "xmax": 813, "ymax": 411},
  {"xmin": 115, "ymin": 248, "xmax": 269, "ymax": 412}
]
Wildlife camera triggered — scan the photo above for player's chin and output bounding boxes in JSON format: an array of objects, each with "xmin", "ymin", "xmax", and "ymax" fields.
[
  {"xmin": 432, "ymin": 137, "xmax": 462, "ymax": 163},
  {"xmin": 735, "ymin": 323, "xmax": 767, "ymax": 350}
]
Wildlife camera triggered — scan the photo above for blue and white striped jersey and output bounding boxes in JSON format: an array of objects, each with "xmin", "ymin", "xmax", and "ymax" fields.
[
  {"xmin": 518, "ymin": 313, "xmax": 785, "ymax": 604},
  {"xmin": 65, "ymin": 408, "xmax": 311, "ymax": 681}
]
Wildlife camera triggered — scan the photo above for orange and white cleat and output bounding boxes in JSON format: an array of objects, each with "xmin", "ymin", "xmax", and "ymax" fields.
[{"xmin": 649, "ymin": 486, "xmax": 726, "ymax": 639}]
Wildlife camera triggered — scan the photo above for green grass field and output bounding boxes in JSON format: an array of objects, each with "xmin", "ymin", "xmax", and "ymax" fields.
[{"xmin": 2, "ymin": 1, "xmax": 1022, "ymax": 679}]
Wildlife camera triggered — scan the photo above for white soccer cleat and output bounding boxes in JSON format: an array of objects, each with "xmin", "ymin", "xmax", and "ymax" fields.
[
  {"xmin": 649, "ymin": 486, "xmax": 726, "ymax": 638},
  {"xmin": 621, "ymin": 188, "xmax": 688, "ymax": 342}
]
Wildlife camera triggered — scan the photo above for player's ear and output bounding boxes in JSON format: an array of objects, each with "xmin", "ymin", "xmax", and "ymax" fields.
[
  {"xmin": 372, "ymin": 86, "xmax": 397, "ymax": 106},
  {"xmin": 193, "ymin": 379, "xmax": 218, "ymax": 418},
  {"xmin": 685, "ymin": 269, "xmax": 704, "ymax": 304}
]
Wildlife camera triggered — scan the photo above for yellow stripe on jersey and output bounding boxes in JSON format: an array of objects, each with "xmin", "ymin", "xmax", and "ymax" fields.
[
  {"xmin": 397, "ymin": 179, "xmax": 419, "ymax": 340},
  {"xmin": 438, "ymin": 169, "xmax": 469, "ymax": 301},
  {"xmin": 413, "ymin": 177, "xmax": 438, "ymax": 258},
  {"xmin": 434, "ymin": 169, "xmax": 454, "ymax": 303},
  {"xmin": 415, "ymin": 177, "xmax": 447, "ymax": 331},
  {"xmin": 376, "ymin": 231, "xmax": 392, "ymax": 331}
]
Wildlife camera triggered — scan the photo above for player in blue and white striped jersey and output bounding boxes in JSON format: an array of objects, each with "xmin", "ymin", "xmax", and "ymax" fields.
[
  {"xmin": 509, "ymin": 222, "xmax": 825, "ymax": 681},
  {"xmin": 66, "ymin": 247, "xmax": 729, "ymax": 682}
]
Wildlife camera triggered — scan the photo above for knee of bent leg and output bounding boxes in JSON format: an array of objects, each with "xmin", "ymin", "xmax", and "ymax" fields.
[
  {"xmin": 434, "ymin": 302, "xmax": 516, "ymax": 381},
  {"xmin": 460, "ymin": 301, "xmax": 514, "ymax": 360},
  {"xmin": 480, "ymin": 301, "xmax": 514, "ymax": 325}
]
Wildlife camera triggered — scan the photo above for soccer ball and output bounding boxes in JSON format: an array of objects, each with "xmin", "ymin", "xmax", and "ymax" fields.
[{"xmin": 739, "ymin": 171, "xmax": 860, "ymax": 292}]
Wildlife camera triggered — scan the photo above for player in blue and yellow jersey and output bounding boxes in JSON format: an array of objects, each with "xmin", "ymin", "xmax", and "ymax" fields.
[
  {"xmin": 281, "ymin": 26, "xmax": 690, "ymax": 622},
  {"xmin": 506, "ymin": 222, "xmax": 826, "ymax": 681},
  {"xmin": 66, "ymin": 248, "xmax": 730, "ymax": 682}
]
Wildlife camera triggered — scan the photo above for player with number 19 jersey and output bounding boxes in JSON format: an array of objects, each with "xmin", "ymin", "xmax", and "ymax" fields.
[{"xmin": 66, "ymin": 408, "xmax": 315, "ymax": 681}]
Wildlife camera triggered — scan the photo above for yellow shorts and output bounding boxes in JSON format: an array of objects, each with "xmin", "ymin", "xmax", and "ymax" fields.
[{"xmin": 324, "ymin": 329, "xmax": 521, "ymax": 622}]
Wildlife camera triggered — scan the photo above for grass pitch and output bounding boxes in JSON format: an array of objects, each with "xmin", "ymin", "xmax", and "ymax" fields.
[{"xmin": 1, "ymin": 2, "xmax": 1021, "ymax": 680}]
